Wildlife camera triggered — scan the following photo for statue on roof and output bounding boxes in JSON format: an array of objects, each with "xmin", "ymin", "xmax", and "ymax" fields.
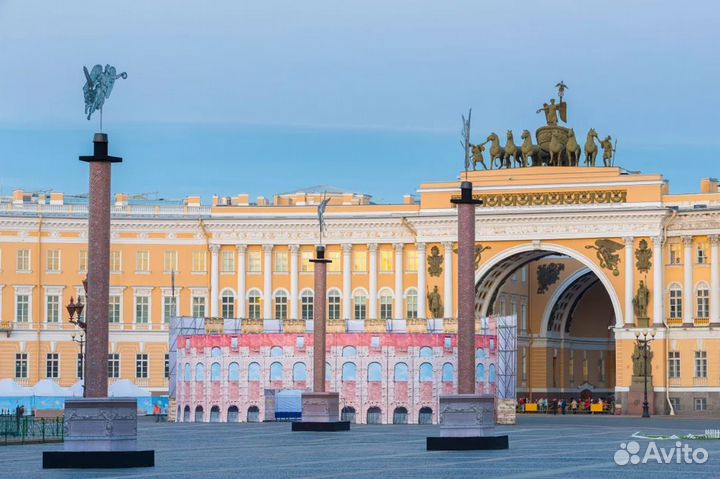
[{"xmin": 83, "ymin": 64, "xmax": 127, "ymax": 129}]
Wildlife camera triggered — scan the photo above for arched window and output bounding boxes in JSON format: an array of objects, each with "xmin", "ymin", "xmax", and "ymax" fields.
[
  {"xmin": 248, "ymin": 290, "xmax": 261, "ymax": 320},
  {"xmin": 406, "ymin": 288, "xmax": 418, "ymax": 319},
  {"xmin": 248, "ymin": 362, "xmax": 261, "ymax": 381},
  {"xmin": 211, "ymin": 362, "xmax": 221, "ymax": 381},
  {"xmin": 194, "ymin": 405, "xmax": 204, "ymax": 422},
  {"xmin": 228, "ymin": 362, "xmax": 240, "ymax": 381},
  {"xmin": 669, "ymin": 284, "xmax": 682, "ymax": 319},
  {"xmin": 292, "ymin": 362, "xmax": 307, "ymax": 381},
  {"xmin": 184, "ymin": 363, "xmax": 191, "ymax": 381},
  {"xmin": 328, "ymin": 289, "xmax": 341, "ymax": 320},
  {"xmin": 419, "ymin": 362, "xmax": 433, "ymax": 382},
  {"xmin": 367, "ymin": 362, "xmax": 382, "ymax": 382},
  {"xmin": 393, "ymin": 407, "xmax": 408, "ymax": 424},
  {"xmin": 210, "ymin": 405, "xmax": 221, "ymax": 422},
  {"xmin": 394, "ymin": 362, "xmax": 409, "ymax": 382},
  {"xmin": 476, "ymin": 348, "xmax": 485, "ymax": 360},
  {"xmin": 183, "ymin": 405, "xmax": 191, "ymax": 422},
  {"xmin": 227, "ymin": 405, "xmax": 239, "ymax": 422},
  {"xmin": 301, "ymin": 291, "xmax": 314, "ymax": 320},
  {"xmin": 442, "ymin": 363, "xmax": 454, "ymax": 382},
  {"xmin": 342, "ymin": 362, "xmax": 357, "ymax": 381},
  {"xmin": 476, "ymin": 363, "xmax": 485, "ymax": 382},
  {"xmin": 696, "ymin": 282, "xmax": 709, "ymax": 319},
  {"xmin": 274, "ymin": 290, "xmax": 288, "ymax": 320},
  {"xmin": 326, "ymin": 361, "xmax": 332, "ymax": 381},
  {"xmin": 195, "ymin": 363, "xmax": 205, "ymax": 382},
  {"xmin": 211, "ymin": 347, "xmax": 222, "ymax": 358},
  {"xmin": 367, "ymin": 406, "xmax": 382, "ymax": 425},
  {"xmin": 270, "ymin": 346, "xmax": 283, "ymax": 357},
  {"xmin": 489, "ymin": 363, "xmax": 496, "ymax": 383},
  {"xmin": 270, "ymin": 362, "xmax": 283, "ymax": 381},
  {"xmin": 341, "ymin": 406, "xmax": 356, "ymax": 423},
  {"xmin": 353, "ymin": 289, "xmax": 367, "ymax": 320},
  {"xmin": 342, "ymin": 346, "xmax": 357, "ymax": 357},
  {"xmin": 221, "ymin": 290, "xmax": 235, "ymax": 319},
  {"xmin": 247, "ymin": 405, "xmax": 260, "ymax": 422},
  {"xmin": 379, "ymin": 290, "xmax": 393, "ymax": 320},
  {"xmin": 418, "ymin": 407, "xmax": 433, "ymax": 425},
  {"xmin": 419, "ymin": 346, "xmax": 433, "ymax": 358}
]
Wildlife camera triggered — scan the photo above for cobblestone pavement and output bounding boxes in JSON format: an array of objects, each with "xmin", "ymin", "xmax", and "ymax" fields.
[{"xmin": 3, "ymin": 415, "xmax": 720, "ymax": 478}]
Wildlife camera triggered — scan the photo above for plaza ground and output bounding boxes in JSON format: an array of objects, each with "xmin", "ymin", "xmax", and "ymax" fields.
[{"xmin": 3, "ymin": 415, "xmax": 720, "ymax": 478}]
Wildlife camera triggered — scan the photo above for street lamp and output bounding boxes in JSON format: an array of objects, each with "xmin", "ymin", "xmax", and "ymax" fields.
[
  {"xmin": 66, "ymin": 296, "xmax": 86, "ymax": 331},
  {"xmin": 635, "ymin": 330, "xmax": 656, "ymax": 418},
  {"xmin": 71, "ymin": 330, "xmax": 86, "ymax": 398}
]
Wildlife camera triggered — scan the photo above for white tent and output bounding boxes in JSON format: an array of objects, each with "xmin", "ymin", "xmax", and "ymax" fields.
[
  {"xmin": 109, "ymin": 380, "xmax": 150, "ymax": 397},
  {"xmin": 69, "ymin": 381, "xmax": 85, "ymax": 397},
  {"xmin": 32, "ymin": 379, "xmax": 72, "ymax": 397},
  {"xmin": 0, "ymin": 379, "xmax": 31, "ymax": 397}
]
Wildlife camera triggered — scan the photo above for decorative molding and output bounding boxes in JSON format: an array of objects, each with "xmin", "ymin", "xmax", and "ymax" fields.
[{"xmin": 476, "ymin": 190, "xmax": 627, "ymax": 208}]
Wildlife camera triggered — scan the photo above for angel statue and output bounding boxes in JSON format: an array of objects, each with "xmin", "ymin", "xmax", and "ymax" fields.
[
  {"xmin": 317, "ymin": 195, "xmax": 331, "ymax": 245},
  {"xmin": 83, "ymin": 64, "xmax": 127, "ymax": 126}
]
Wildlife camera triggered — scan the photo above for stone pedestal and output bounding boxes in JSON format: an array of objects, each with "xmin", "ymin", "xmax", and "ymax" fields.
[
  {"xmin": 427, "ymin": 395, "xmax": 508, "ymax": 450},
  {"xmin": 496, "ymin": 398, "xmax": 517, "ymax": 425},
  {"xmin": 626, "ymin": 376, "xmax": 654, "ymax": 415},
  {"xmin": 292, "ymin": 392, "xmax": 349, "ymax": 431}
]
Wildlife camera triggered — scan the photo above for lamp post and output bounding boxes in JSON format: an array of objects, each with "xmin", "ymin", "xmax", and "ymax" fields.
[
  {"xmin": 71, "ymin": 331, "xmax": 86, "ymax": 398},
  {"xmin": 635, "ymin": 330, "xmax": 655, "ymax": 418},
  {"xmin": 66, "ymin": 296, "xmax": 86, "ymax": 331}
]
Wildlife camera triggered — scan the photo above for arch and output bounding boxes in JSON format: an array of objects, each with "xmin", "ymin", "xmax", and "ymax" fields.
[
  {"xmin": 540, "ymin": 267, "xmax": 592, "ymax": 334},
  {"xmin": 292, "ymin": 362, "xmax": 307, "ymax": 381},
  {"xmin": 394, "ymin": 362, "xmax": 409, "ymax": 382},
  {"xmin": 474, "ymin": 243, "xmax": 624, "ymax": 328},
  {"xmin": 367, "ymin": 406, "xmax": 382, "ymax": 425},
  {"xmin": 183, "ymin": 405, "xmax": 190, "ymax": 422},
  {"xmin": 489, "ymin": 363, "xmax": 496, "ymax": 383},
  {"xmin": 419, "ymin": 346, "xmax": 433, "ymax": 358},
  {"xmin": 195, "ymin": 363, "xmax": 205, "ymax": 382},
  {"xmin": 352, "ymin": 287, "xmax": 369, "ymax": 297},
  {"xmin": 194, "ymin": 405, "xmax": 204, "ymax": 422},
  {"xmin": 273, "ymin": 287, "xmax": 290, "ymax": 297},
  {"xmin": 442, "ymin": 362, "xmax": 454, "ymax": 382},
  {"xmin": 210, "ymin": 405, "xmax": 221, "ymax": 422},
  {"xmin": 342, "ymin": 362, "xmax": 357, "ymax": 381},
  {"xmin": 341, "ymin": 406, "xmax": 356, "ymax": 423},
  {"xmin": 210, "ymin": 347, "xmax": 222, "ymax": 358},
  {"xmin": 270, "ymin": 362, "xmax": 283, "ymax": 381},
  {"xmin": 221, "ymin": 289, "xmax": 236, "ymax": 319},
  {"xmin": 419, "ymin": 362, "xmax": 433, "ymax": 382},
  {"xmin": 476, "ymin": 363, "xmax": 485, "ymax": 382},
  {"xmin": 367, "ymin": 362, "xmax": 382, "ymax": 382},
  {"xmin": 247, "ymin": 289, "xmax": 262, "ymax": 319},
  {"xmin": 476, "ymin": 348, "xmax": 485, "ymax": 359},
  {"xmin": 211, "ymin": 362, "xmax": 221, "ymax": 381},
  {"xmin": 227, "ymin": 405, "xmax": 239, "ymax": 422},
  {"xmin": 328, "ymin": 288, "xmax": 342, "ymax": 298},
  {"xmin": 342, "ymin": 346, "xmax": 357, "ymax": 357},
  {"xmin": 248, "ymin": 362, "xmax": 261, "ymax": 381},
  {"xmin": 247, "ymin": 405, "xmax": 260, "ymax": 422},
  {"xmin": 246, "ymin": 288, "xmax": 263, "ymax": 300},
  {"xmin": 183, "ymin": 363, "xmax": 191, "ymax": 381},
  {"xmin": 270, "ymin": 346, "xmax": 284, "ymax": 357},
  {"xmin": 228, "ymin": 362, "xmax": 240, "ymax": 381},
  {"xmin": 418, "ymin": 407, "xmax": 433, "ymax": 425},
  {"xmin": 393, "ymin": 407, "xmax": 408, "ymax": 424}
]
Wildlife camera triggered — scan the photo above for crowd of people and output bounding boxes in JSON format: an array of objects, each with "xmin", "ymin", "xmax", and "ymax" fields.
[{"xmin": 517, "ymin": 396, "xmax": 615, "ymax": 414}]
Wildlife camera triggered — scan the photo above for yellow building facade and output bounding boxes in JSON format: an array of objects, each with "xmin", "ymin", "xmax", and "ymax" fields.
[{"xmin": 1, "ymin": 167, "xmax": 719, "ymax": 415}]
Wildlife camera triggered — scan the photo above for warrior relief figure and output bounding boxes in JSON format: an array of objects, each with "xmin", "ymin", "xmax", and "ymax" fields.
[{"xmin": 599, "ymin": 135, "xmax": 615, "ymax": 167}]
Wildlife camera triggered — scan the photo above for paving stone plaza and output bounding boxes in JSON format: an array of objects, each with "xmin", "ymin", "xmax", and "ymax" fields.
[{"xmin": 4, "ymin": 416, "xmax": 719, "ymax": 478}]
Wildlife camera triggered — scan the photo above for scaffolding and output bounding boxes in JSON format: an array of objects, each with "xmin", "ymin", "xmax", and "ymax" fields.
[{"xmin": 496, "ymin": 315, "xmax": 517, "ymax": 401}]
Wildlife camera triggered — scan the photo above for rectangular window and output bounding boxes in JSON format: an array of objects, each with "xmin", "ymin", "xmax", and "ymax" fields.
[
  {"xmin": 46, "ymin": 249, "xmax": 61, "ymax": 272},
  {"xmin": 328, "ymin": 294, "xmax": 341, "ymax": 320},
  {"xmin": 695, "ymin": 351, "xmax": 707, "ymax": 378},
  {"xmin": 669, "ymin": 244, "xmax": 682, "ymax": 265},
  {"xmin": 669, "ymin": 288, "xmax": 682, "ymax": 319},
  {"xmin": 136, "ymin": 250, "xmax": 150, "ymax": 273},
  {"xmin": 221, "ymin": 250, "xmax": 235, "ymax": 273},
  {"xmin": 697, "ymin": 288, "xmax": 709, "ymax": 318},
  {"xmin": 380, "ymin": 296, "xmax": 392, "ymax": 320},
  {"xmin": 16, "ymin": 294, "xmax": 29, "ymax": 322},
  {"xmin": 521, "ymin": 348, "xmax": 527, "ymax": 382},
  {"xmin": 599, "ymin": 351, "xmax": 606, "ymax": 382},
  {"xmin": 582, "ymin": 352, "xmax": 589, "ymax": 381},
  {"xmin": 354, "ymin": 293, "xmax": 367, "ymax": 320},
  {"xmin": 521, "ymin": 303, "xmax": 527, "ymax": 332},
  {"xmin": 406, "ymin": 292, "xmax": 418, "ymax": 319},
  {"xmin": 697, "ymin": 243, "xmax": 708, "ymax": 264},
  {"xmin": 163, "ymin": 296, "xmax": 177, "ymax": 323},
  {"xmin": 17, "ymin": 249, "xmax": 31, "ymax": 272},
  {"xmin": 77, "ymin": 353, "xmax": 84, "ymax": 379},
  {"xmin": 136, "ymin": 354, "xmax": 148, "ymax": 379},
  {"xmin": 328, "ymin": 251, "xmax": 341, "ymax": 272},
  {"xmin": 300, "ymin": 251, "xmax": 313, "ymax": 273},
  {"xmin": 353, "ymin": 251, "xmax": 367, "ymax": 272},
  {"xmin": 511, "ymin": 273, "xmax": 518, "ymax": 283},
  {"xmin": 192, "ymin": 251, "xmax": 207, "ymax": 272},
  {"xmin": 380, "ymin": 250, "xmax": 393, "ymax": 272},
  {"xmin": 46, "ymin": 294, "xmax": 60, "ymax": 323},
  {"xmin": 301, "ymin": 294, "xmax": 313, "ymax": 320},
  {"xmin": 275, "ymin": 294, "xmax": 287, "ymax": 320},
  {"xmin": 163, "ymin": 250, "xmax": 178, "ymax": 273},
  {"xmin": 164, "ymin": 353, "xmax": 170, "ymax": 379},
  {"xmin": 521, "ymin": 266, "xmax": 527, "ymax": 283},
  {"xmin": 248, "ymin": 251, "xmax": 261, "ymax": 273},
  {"xmin": 668, "ymin": 351, "xmax": 681, "ymax": 379},
  {"xmin": 46, "ymin": 353, "xmax": 59, "ymax": 379},
  {"xmin": 694, "ymin": 397, "xmax": 707, "ymax": 411},
  {"xmin": 248, "ymin": 294, "xmax": 261, "ymax": 319},
  {"xmin": 669, "ymin": 397, "xmax": 681, "ymax": 412},
  {"xmin": 406, "ymin": 250, "xmax": 418, "ymax": 272},
  {"xmin": 108, "ymin": 353, "xmax": 120, "ymax": 378},
  {"xmin": 221, "ymin": 294, "xmax": 235, "ymax": 319},
  {"xmin": 274, "ymin": 251, "xmax": 288, "ymax": 272},
  {"xmin": 135, "ymin": 296, "xmax": 150, "ymax": 324},
  {"xmin": 15, "ymin": 353, "xmax": 28, "ymax": 379},
  {"xmin": 110, "ymin": 250, "xmax": 122, "ymax": 273},
  {"xmin": 108, "ymin": 295, "xmax": 121, "ymax": 323},
  {"xmin": 192, "ymin": 297, "xmax": 206, "ymax": 318},
  {"xmin": 568, "ymin": 351, "xmax": 575, "ymax": 383},
  {"xmin": 78, "ymin": 250, "xmax": 88, "ymax": 273}
]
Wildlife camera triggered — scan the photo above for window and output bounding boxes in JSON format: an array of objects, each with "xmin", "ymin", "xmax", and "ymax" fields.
[
  {"xmin": 46, "ymin": 249, "xmax": 61, "ymax": 272},
  {"xmin": 669, "ymin": 397, "xmax": 681, "ymax": 412},
  {"xmin": 521, "ymin": 348, "xmax": 527, "ymax": 382},
  {"xmin": 192, "ymin": 251, "xmax": 207, "ymax": 272},
  {"xmin": 669, "ymin": 243, "xmax": 681, "ymax": 265},
  {"xmin": 582, "ymin": 351, "xmax": 589, "ymax": 381},
  {"xmin": 489, "ymin": 363, "xmax": 496, "ymax": 383},
  {"xmin": 511, "ymin": 272, "xmax": 517, "ymax": 283},
  {"xmin": 521, "ymin": 266, "xmax": 527, "ymax": 283},
  {"xmin": 77, "ymin": 353, "xmax": 84, "ymax": 379},
  {"xmin": 164, "ymin": 353, "xmax": 170, "ymax": 379},
  {"xmin": 599, "ymin": 351, "xmax": 606, "ymax": 383},
  {"xmin": 248, "ymin": 362, "xmax": 261, "ymax": 381},
  {"xmin": 109, "ymin": 295, "xmax": 121, "ymax": 323},
  {"xmin": 110, "ymin": 250, "xmax": 122, "ymax": 273},
  {"xmin": 77, "ymin": 294, "xmax": 86, "ymax": 322},
  {"xmin": 696, "ymin": 285, "xmax": 709, "ymax": 318},
  {"xmin": 406, "ymin": 250, "xmax": 418, "ymax": 272},
  {"xmin": 248, "ymin": 251, "xmax": 261, "ymax": 273},
  {"xmin": 78, "ymin": 250, "xmax": 88, "ymax": 273},
  {"xmin": 46, "ymin": 294, "xmax": 60, "ymax": 323},
  {"xmin": 669, "ymin": 285, "xmax": 682, "ymax": 319},
  {"xmin": 697, "ymin": 243, "xmax": 708, "ymax": 264},
  {"xmin": 136, "ymin": 354, "xmax": 149, "ymax": 379},
  {"xmin": 668, "ymin": 351, "xmax": 680, "ymax": 379},
  {"xmin": 135, "ymin": 296, "xmax": 150, "ymax": 323},
  {"xmin": 163, "ymin": 295, "xmax": 177, "ymax": 323},
  {"xmin": 694, "ymin": 397, "xmax": 707, "ymax": 411},
  {"xmin": 221, "ymin": 291, "xmax": 235, "ymax": 319},
  {"xmin": 16, "ymin": 294, "xmax": 29, "ymax": 322},
  {"xmin": 301, "ymin": 291, "xmax": 313, "ymax": 320},
  {"xmin": 380, "ymin": 250, "xmax": 393, "ymax": 272},
  {"xmin": 300, "ymin": 251, "xmax": 313, "ymax": 272},
  {"xmin": 163, "ymin": 250, "xmax": 178, "ymax": 272},
  {"xmin": 248, "ymin": 290, "xmax": 261, "ymax": 319},
  {"xmin": 270, "ymin": 362, "xmax": 283, "ymax": 381},
  {"xmin": 368, "ymin": 362, "xmax": 382, "ymax": 382},
  {"xmin": 192, "ymin": 296, "xmax": 206, "ymax": 318},
  {"xmin": 380, "ymin": 291, "xmax": 393, "ymax": 320},
  {"xmin": 108, "ymin": 353, "xmax": 120, "ymax": 378},
  {"xmin": 394, "ymin": 362, "xmax": 409, "ymax": 382},
  {"xmin": 328, "ymin": 290, "xmax": 341, "ymax": 320},
  {"xmin": 211, "ymin": 362, "xmax": 221, "ymax": 381},
  {"xmin": 420, "ymin": 363, "xmax": 433, "ymax": 382},
  {"xmin": 342, "ymin": 346, "xmax": 357, "ymax": 357},
  {"xmin": 328, "ymin": 251, "xmax": 341, "ymax": 272},
  {"xmin": 292, "ymin": 362, "xmax": 307, "ymax": 381},
  {"xmin": 228, "ymin": 362, "xmax": 240, "ymax": 381},
  {"xmin": 220, "ymin": 250, "xmax": 234, "ymax": 273},
  {"xmin": 442, "ymin": 363, "xmax": 454, "ymax": 382},
  {"xmin": 569, "ymin": 351, "xmax": 575, "ymax": 383},
  {"xmin": 46, "ymin": 353, "xmax": 59, "ymax": 379},
  {"xmin": 17, "ymin": 249, "xmax": 31, "ymax": 272},
  {"xmin": 511, "ymin": 300, "xmax": 517, "ymax": 319},
  {"xmin": 695, "ymin": 351, "xmax": 707, "ymax": 378},
  {"xmin": 136, "ymin": 250, "xmax": 150, "ymax": 273},
  {"xmin": 342, "ymin": 362, "xmax": 357, "ymax": 381},
  {"xmin": 274, "ymin": 251, "xmax": 288, "ymax": 272},
  {"xmin": 521, "ymin": 303, "xmax": 527, "ymax": 332},
  {"xmin": 406, "ymin": 289, "xmax": 418, "ymax": 319},
  {"xmin": 353, "ymin": 251, "xmax": 367, "ymax": 272},
  {"xmin": 274, "ymin": 291, "xmax": 288, "ymax": 320},
  {"xmin": 354, "ymin": 291, "xmax": 367, "ymax": 320},
  {"xmin": 15, "ymin": 353, "xmax": 28, "ymax": 379}
]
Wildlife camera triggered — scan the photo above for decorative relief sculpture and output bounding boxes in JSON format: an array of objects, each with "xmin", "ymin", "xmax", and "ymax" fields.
[
  {"xmin": 632, "ymin": 280, "xmax": 650, "ymax": 320},
  {"xmin": 453, "ymin": 243, "xmax": 491, "ymax": 269},
  {"xmin": 635, "ymin": 239, "xmax": 652, "ymax": 273},
  {"xmin": 632, "ymin": 340, "xmax": 653, "ymax": 378},
  {"xmin": 427, "ymin": 286, "xmax": 443, "ymax": 319},
  {"xmin": 536, "ymin": 263, "xmax": 566, "ymax": 294},
  {"xmin": 478, "ymin": 190, "xmax": 626, "ymax": 208},
  {"xmin": 585, "ymin": 239, "xmax": 624, "ymax": 276},
  {"xmin": 427, "ymin": 246, "xmax": 443, "ymax": 277}
]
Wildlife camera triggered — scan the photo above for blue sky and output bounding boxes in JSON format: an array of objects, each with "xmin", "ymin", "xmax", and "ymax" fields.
[{"xmin": 1, "ymin": 1, "xmax": 718, "ymax": 202}]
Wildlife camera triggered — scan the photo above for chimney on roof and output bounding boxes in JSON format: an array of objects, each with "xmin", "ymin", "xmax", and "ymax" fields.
[
  {"xmin": 257, "ymin": 196, "xmax": 268, "ymax": 206},
  {"xmin": 12, "ymin": 189, "xmax": 24, "ymax": 205},
  {"xmin": 185, "ymin": 196, "xmax": 201, "ymax": 207},
  {"xmin": 233, "ymin": 194, "xmax": 249, "ymax": 206},
  {"xmin": 403, "ymin": 195, "xmax": 416, "ymax": 205},
  {"xmin": 49, "ymin": 192, "xmax": 64, "ymax": 206},
  {"xmin": 114, "ymin": 193, "xmax": 128, "ymax": 206},
  {"xmin": 701, "ymin": 178, "xmax": 718, "ymax": 193}
]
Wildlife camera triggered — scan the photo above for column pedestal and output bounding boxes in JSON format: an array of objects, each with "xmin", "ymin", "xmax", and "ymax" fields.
[
  {"xmin": 426, "ymin": 395, "xmax": 508, "ymax": 450},
  {"xmin": 292, "ymin": 392, "xmax": 349, "ymax": 431}
]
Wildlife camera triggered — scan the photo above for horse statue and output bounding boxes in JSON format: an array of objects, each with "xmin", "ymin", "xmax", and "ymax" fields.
[
  {"xmin": 520, "ymin": 130, "xmax": 538, "ymax": 167},
  {"xmin": 504, "ymin": 130, "xmax": 522, "ymax": 168},
  {"xmin": 486, "ymin": 132, "xmax": 508, "ymax": 169},
  {"xmin": 548, "ymin": 131, "xmax": 564, "ymax": 166},
  {"xmin": 565, "ymin": 128, "xmax": 581, "ymax": 166},
  {"xmin": 584, "ymin": 128, "xmax": 599, "ymax": 166}
]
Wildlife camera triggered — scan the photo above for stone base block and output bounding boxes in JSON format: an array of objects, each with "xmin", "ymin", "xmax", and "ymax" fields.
[
  {"xmin": 63, "ymin": 398, "xmax": 139, "ymax": 452},
  {"xmin": 43, "ymin": 450, "xmax": 154, "ymax": 469},
  {"xmin": 496, "ymin": 399, "xmax": 517, "ymax": 425},
  {"xmin": 300, "ymin": 392, "xmax": 340, "ymax": 423},
  {"xmin": 627, "ymin": 390, "xmax": 655, "ymax": 416},
  {"xmin": 438, "ymin": 394, "xmax": 496, "ymax": 437},
  {"xmin": 427, "ymin": 435, "xmax": 509, "ymax": 451},
  {"xmin": 292, "ymin": 421, "xmax": 350, "ymax": 432}
]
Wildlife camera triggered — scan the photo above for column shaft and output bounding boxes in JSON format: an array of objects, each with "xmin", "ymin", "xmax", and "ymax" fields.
[
  {"xmin": 263, "ymin": 245, "xmax": 273, "ymax": 319},
  {"xmin": 624, "ymin": 237, "xmax": 634, "ymax": 326},
  {"xmin": 683, "ymin": 236, "xmax": 693, "ymax": 326},
  {"xmin": 312, "ymin": 249, "xmax": 329, "ymax": 393},
  {"xmin": 342, "ymin": 244, "xmax": 352, "ymax": 320},
  {"xmin": 210, "ymin": 244, "xmax": 220, "ymax": 318},
  {"xmin": 443, "ymin": 242, "xmax": 453, "ymax": 318},
  {"xmin": 652, "ymin": 237, "xmax": 664, "ymax": 326},
  {"xmin": 368, "ymin": 244, "xmax": 378, "ymax": 320},
  {"xmin": 394, "ymin": 244, "xmax": 404, "ymax": 320},
  {"xmin": 711, "ymin": 236, "xmax": 720, "ymax": 326},
  {"xmin": 237, "ymin": 245, "xmax": 246, "ymax": 318},
  {"xmin": 290, "ymin": 245, "xmax": 299, "ymax": 320}
]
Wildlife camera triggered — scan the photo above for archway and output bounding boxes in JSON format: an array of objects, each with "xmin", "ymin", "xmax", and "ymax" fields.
[
  {"xmin": 418, "ymin": 407, "xmax": 433, "ymax": 425},
  {"xmin": 247, "ymin": 405, "xmax": 260, "ymax": 422},
  {"xmin": 227, "ymin": 405, "xmax": 239, "ymax": 422},
  {"xmin": 393, "ymin": 407, "xmax": 408, "ymax": 424},
  {"xmin": 194, "ymin": 405, "xmax": 204, "ymax": 423},
  {"xmin": 341, "ymin": 406, "xmax": 356, "ymax": 423},
  {"xmin": 366, "ymin": 406, "xmax": 381, "ymax": 424}
]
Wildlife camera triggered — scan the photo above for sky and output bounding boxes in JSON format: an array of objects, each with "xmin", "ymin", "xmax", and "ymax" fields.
[{"xmin": 1, "ymin": 0, "xmax": 719, "ymax": 203}]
